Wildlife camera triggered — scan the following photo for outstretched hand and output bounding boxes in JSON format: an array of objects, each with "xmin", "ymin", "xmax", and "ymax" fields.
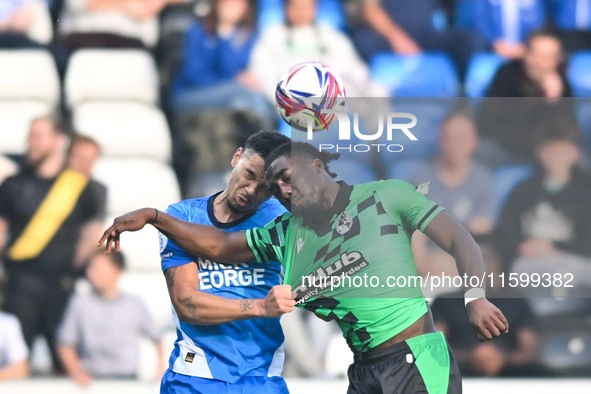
[
  {"xmin": 98, "ymin": 208, "xmax": 157, "ymax": 253},
  {"xmin": 466, "ymin": 298, "xmax": 509, "ymax": 341}
]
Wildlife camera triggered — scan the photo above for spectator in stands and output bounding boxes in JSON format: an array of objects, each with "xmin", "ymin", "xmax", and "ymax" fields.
[
  {"xmin": 0, "ymin": 310, "xmax": 29, "ymax": 380},
  {"xmin": 249, "ymin": 0, "xmax": 386, "ymax": 101},
  {"xmin": 172, "ymin": 0, "xmax": 275, "ymax": 128},
  {"xmin": 351, "ymin": 0, "xmax": 486, "ymax": 76},
  {"xmin": 494, "ymin": 125, "xmax": 591, "ymax": 286},
  {"xmin": 66, "ymin": 135, "xmax": 106, "ymax": 270},
  {"xmin": 410, "ymin": 112, "xmax": 495, "ymax": 280},
  {"xmin": 548, "ymin": 0, "xmax": 591, "ymax": 52},
  {"xmin": 477, "ymin": 29, "xmax": 578, "ymax": 167},
  {"xmin": 474, "ymin": 0, "xmax": 546, "ymax": 58},
  {"xmin": 431, "ymin": 240, "xmax": 547, "ymax": 376},
  {"xmin": 0, "ymin": 0, "xmax": 41, "ymax": 47},
  {"xmin": 58, "ymin": 251, "xmax": 164, "ymax": 385},
  {"xmin": 67, "ymin": 134, "xmax": 101, "ymax": 177},
  {"xmin": 0, "ymin": 116, "xmax": 107, "ymax": 373},
  {"xmin": 59, "ymin": 0, "xmax": 166, "ymax": 53}
]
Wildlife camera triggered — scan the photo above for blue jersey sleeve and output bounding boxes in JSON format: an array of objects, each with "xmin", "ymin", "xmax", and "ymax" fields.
[{"xmin": 160, "ymin": 204, "xmax": 196, "ymax": 272}]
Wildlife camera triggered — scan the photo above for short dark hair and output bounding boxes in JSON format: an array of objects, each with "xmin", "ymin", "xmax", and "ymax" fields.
[
  {"xmin": 526, "ymin": 28, "xmax": 562, "ymax": 48},
  {"xmin": 244, "ymin": 130, "xmax": 291, "ymax": 159},
  {"xmin": 92, "ymin": 250, "xmax": 126, "ymax": 271},
  {"xmin": 265, "ymin": 141, "xmax": 340, "ymax": 178},
  {"xmin": 68, "ymin": 134, "xmax": 101, "ymax": 156}
]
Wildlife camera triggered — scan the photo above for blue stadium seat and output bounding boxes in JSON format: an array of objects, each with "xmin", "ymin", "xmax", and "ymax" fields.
[
  {"xmin": 465, "ymin": 53, "xmax": 505, "ymax": 97},
  {"xmin": 568, "ymin": 51, "xmax": 591, "ymax": 97},
  {"xmin": 574, "ymin": 98, "xmax": 591, "ymax": 152},
  {"xmin": 370, "ymin": 53, "xmax": 460, "ymax": 97},
  {"xmin": 380, "ymin": 100, "xmax": 450, "ymax": 161},
  {"xmin": 331, "ymin": 157, "xmax": 379, "ymax": 184},
  {"xmin": 464, "ymin": 53, "xmax": 505, "ymax": 97},
  {"xmin": 257, "ymin": 0, "xmax": 346, "ymax": 30},
  {"xmin": 385, "ymin": 159, "xmax": 425, "ymax": 182},
  {"xmin": 493, "ymin": 164, "xmax": 533, "ymax": 216},
  {"xmin": 454, "ymin": 0, "xmax": 476, "ymax": 29}
]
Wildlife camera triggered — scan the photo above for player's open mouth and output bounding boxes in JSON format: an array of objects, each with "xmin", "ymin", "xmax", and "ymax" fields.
[{"xmin": 236, "ymin": 195, "xmax": 249, "ymax": 206}]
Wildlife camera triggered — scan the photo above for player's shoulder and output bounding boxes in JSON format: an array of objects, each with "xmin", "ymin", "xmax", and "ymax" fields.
[
  {"xmin": 166, "ymin": 197, "xmax": 209, "ymax": 221},
  {"xmin": 249, "ymin": 198, "xmax": 288, "ymax": 227}
]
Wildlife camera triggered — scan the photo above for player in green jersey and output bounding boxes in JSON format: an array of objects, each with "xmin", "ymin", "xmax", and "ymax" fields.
[{"xmin": 100, "ymin": 142, "xmax": 508, "ymax": 393}]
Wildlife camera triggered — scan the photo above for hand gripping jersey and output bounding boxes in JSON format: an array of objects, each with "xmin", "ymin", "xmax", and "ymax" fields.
[
  {"xmin": 160, "ymin": 194, "xmax": 286, "ymax": 383},
  {"xmin": 246, "ymin": 180, "xmax": 444, "ymax": 352}
]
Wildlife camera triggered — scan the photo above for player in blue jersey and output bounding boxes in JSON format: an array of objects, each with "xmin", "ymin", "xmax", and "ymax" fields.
[{"xmin": 158, "ymin": 130, "xmax": 294, "ymax": 393}]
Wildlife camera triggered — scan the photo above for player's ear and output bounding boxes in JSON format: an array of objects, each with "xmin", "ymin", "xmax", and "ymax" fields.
[
  {"xmin": 312, "ymin": 158, "xmax": 324, "ymax": 173},
  {"xmin": 231, "ymin": 148, "xmax": 244, "ymax": 168}
]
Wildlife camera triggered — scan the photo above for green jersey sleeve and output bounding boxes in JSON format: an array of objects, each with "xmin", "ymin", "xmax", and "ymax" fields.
[
  {"xmin": 245, "ymin": 212, "xmax": 291, "ymax": 264},
  {"xmin": 376, "ymin": 179, "xmax": 444, "ymax": 232}
]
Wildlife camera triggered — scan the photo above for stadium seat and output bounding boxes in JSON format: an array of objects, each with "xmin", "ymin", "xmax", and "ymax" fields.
[
  {"xmin": 331, "ymin": 158, "xmax": 379, "ymax": 184},
  {"xmin": 73, "ymin": 102, "xmax": 172, "ymax": 162},
  {"xmin": 93, "ymin": 158, "xmax": 181, "ymax": 216},
  {"xmin": 324, "ymin": 333, "xmax": 352, "ymax": 378},
  {"xmin": 119, "ymin": 272, "xmax": 173, "ymax": 330},
  {"xmin": 257, "ymin": 0, "xmax": 346, "ymax": 30},
  {"xmin": 0, "ymin": 101, "xmax": 53, "ymax": 154},
  {"xmin": 380, "ymin": 100, "xmax": 450, "ymax": 161},
  {"xmin": 65, "ymin": 49, "xmax": 159, "ymax": 109},
  {"xmin": 465, "ymin": 53, "xmax": 505, "ymax": 97},
  {"xmin": 493, "ymin": 164, "xmax": 533, "ymax": 216},
  {"xmin": 454, "ymin": 0, "xmax": 476, "ymax": 29},
  {"xmin": 574, "ymin": 98, "xmax": 591, "ymax": 151},
  {"xmin": 385, "ymin": 159, "xmax": 425, "ymax": 182},
  {"xmin": 568, "ymin": 52, "xmax": 591, "ymax": 97},
  {"xmin": 539, "ymin": 331, "xmax": 591, "ymax": 376},
  {"xmin": 370, "ymin": 53, "xmax": 460, "ymax": 97},
  {"xmin": 0, "ymin": 50, "xmax": 60, "ymax": 106},
  {"xmin": 104, "ymin": 216, "xmax": 162, "ymax": 273}
]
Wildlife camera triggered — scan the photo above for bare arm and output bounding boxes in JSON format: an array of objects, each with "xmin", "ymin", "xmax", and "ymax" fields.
[
  {"xmin": 0, "ymin": 361, "xmax": 28, "ymax": 381},
  {"xmin": 362, "ymin": 2, "xmax": 421, "ymax": 55},
  {"xmin": 75, "ymin": 220, "xmax": 103, "ymax": 268},
  {"xmin": 86, "ymin": 0, "xmax": 165, "ymax": 19},
  {"xmin": 165, "ymin": 264, "xmax": 294, "ymax": 325},
  {"xmin": 57, "ymin": 346, "xmax": 92, "ymax": 386},
  {"xmin": 99, "ymin": 208, "xmax": 254, "ymax": 263},
  {"xmin": 423, "ymin": 212, "xmax": 509, "ymax": 340},
  {"xmin": 0, "ymin": 217, "xmax": 8, "ymax": 255}
]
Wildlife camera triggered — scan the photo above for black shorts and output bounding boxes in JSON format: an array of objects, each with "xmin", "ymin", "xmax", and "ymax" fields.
[{"xmin": 347, "ymin": 332, "xmax": 462, "ymax": 394}]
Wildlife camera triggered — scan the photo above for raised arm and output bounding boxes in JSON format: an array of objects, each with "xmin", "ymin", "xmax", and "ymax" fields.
[
  {"xmin": 423, "ymin": 212, "xmax": 509, "ymax": 340},
  {"xmin": 98, "ymin": 208, "xmax": 254, "ymax": 263}
]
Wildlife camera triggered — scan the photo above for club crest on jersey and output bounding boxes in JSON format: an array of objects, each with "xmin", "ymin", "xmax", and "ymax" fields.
[
  {"xmin": 159, "ymin": 233, "xmax": 168, "ymax": 254},
  {"xmin": 336, "ymin": 211, "xmax": 353, "ymax": 235}
]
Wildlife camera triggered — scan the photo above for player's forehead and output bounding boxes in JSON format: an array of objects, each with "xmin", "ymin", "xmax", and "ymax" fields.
[
  {"xmin": 267, "ymin": 155, "xmax": 292, "ymax": 179},
  {"xmin": 240, "ymin": 150, "xmax": 266, "ymax": 172}
]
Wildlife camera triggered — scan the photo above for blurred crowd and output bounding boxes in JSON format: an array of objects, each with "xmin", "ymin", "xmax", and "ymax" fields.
[{"xmin": 1, "ymin": 0, "xmax": 591, "ymax": 386}]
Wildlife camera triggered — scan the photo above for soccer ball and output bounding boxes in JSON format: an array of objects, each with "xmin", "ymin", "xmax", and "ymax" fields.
[{"xmin": 275, "ymin": 62, "xmax": 346, "ymax": 132}]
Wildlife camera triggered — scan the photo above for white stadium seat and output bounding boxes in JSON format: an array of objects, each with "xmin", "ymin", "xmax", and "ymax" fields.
[
  {"xmin": 73, "ymin": 102, "xmax": 172, "ymax": 162},
  {"xmin": 0, "ymin": 101, "xmax": 54, "ymax": 154},
  {"xmin": 104, "ymin": 216, "xmax": 163, "ymax": 272},
  {"xmin": 0, "ymin": 50, "xmax": 60, "ymax": 105},
  {"xmin": 119, "ymin": 271, "xmax": 173, "ymax": 330},
  {"xmin": 65, "ymin": 49, "xmax": 159, "ymax": 108},
  {"xmin": 93, "ymin": 158, "xmax": 181, "ymax": 215}
]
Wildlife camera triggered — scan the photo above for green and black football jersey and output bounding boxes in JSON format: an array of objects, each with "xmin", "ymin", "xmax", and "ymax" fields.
[{"xmin": 246, "ymin": 179, "xmax": 444, "ymax": 352}]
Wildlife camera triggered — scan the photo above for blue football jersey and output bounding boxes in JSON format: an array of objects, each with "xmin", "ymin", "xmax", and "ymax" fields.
[{"xmin": 159, "ymin": 194, "xmax": 286, "ymax": 383}]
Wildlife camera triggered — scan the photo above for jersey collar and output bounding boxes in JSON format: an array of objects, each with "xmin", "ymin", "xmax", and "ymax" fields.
[{"xmin": 305, "ymin": 181, "xmax": 353, "ymax": 235}]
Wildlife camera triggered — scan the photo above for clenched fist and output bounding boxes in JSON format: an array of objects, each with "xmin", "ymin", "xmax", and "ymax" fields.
[{"xmin": 260, "ymin": 285, "xmax": 296, "ymax": 317}]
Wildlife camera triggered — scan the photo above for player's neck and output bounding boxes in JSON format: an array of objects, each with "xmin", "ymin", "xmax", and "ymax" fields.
[
  {"xmin": 437, "ymin": 157, "xmax": 470, "ymax": 186},
  {"xmin": 98, "ymin": 286, "xmax": 120, "ymax": 301}
]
